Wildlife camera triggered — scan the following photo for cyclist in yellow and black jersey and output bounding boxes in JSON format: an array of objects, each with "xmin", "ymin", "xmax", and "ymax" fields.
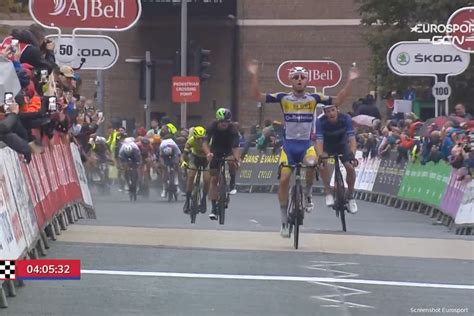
[{"xmin": 182, "ymin": 126, "xmax": 210, "ymax": 214}]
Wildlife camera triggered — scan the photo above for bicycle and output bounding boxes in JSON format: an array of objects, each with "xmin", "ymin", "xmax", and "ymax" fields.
[
  {"xmin": 164, "ymin": 157, "xmax": 178, "ymax": 202},
  {"xmin": 321, "ymin": 155, "xmax": 357, "ymax": 232},
  {"xmin": 279, "ymin": 162, "xmax": 315, "ymax": 249},
  {"xmin": 184, "ymin": 165, "xmax": 207, "ymax": 224},
  {"xmin": 214, "ymin": 157, "xmax": 235, "ymax": 225},
  {"xmin": 125, "ymin": 159, "xmax": 139, "ymax": 202}
]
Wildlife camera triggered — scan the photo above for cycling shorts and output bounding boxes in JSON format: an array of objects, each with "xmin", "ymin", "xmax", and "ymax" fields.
[
  {"xmin": 189, "ymin": 154, "xmax": 209, "ymax": 170},
  {"xmin": 324, "ymin": 142, "xmax": 351, "ymax": 164},
  {"xmin": 279, "ymin": 140, "xmax": 316, "ymax": 167}
]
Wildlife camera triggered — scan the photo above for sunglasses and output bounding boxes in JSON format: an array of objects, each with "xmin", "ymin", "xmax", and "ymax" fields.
[{"xmin": 291, "ymin": 74, "xmax": 307, "ymax": 80}]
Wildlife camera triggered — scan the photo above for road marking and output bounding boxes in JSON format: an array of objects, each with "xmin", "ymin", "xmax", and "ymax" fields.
[
  {"xmin": 81, "ymin": 269, "xmax": 474, "ymax": 290},
  {"xmin": 59, "ymin": 225, "xmax": 474, "ymax": 260},
  {"xmin": 311, "ymin": 282, "xmax": 374, "ymax": 309},
  {"xmin": 304, "ymin": 261, "xmax": 374, "ymax": 309}
]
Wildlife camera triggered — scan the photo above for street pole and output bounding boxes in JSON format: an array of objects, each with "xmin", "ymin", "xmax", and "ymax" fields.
[
  {"xmin": 145, "ymin": 50, "xmax": 151, "ymax": 130},
  {"xmin": 96, "ymin": 69, "xmax": 104, "ymax": 135},
  {"xmin": 180, "ymin": 0, "xmax": 188, "ymax": 129}
]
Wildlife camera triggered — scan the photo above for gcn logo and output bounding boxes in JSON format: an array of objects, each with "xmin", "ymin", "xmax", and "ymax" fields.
[{"xmin": 397, "ymin": 52, "xmax": 410, "ymax": 65}]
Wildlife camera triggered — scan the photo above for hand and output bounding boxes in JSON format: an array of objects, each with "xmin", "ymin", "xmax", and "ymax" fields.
[
  {"xmin": 7, "ymin": 102, "xmax": 19, "ymax": 114},
  {"xmin": 206, "ymin": 152, "xmax": 214, "ymax": 162},
  {"xmin": 348, "ymin": 67, "xmax": 360, "ymax": 81},
  {"xmin": 247, "ymin": 59, "xmax": 259, "ymax": 76},
  {"xmin": 1, "ymin": 45, "xmax": 12, "ymax": 59}
]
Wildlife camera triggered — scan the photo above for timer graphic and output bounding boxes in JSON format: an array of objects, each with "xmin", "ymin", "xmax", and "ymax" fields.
[{"xmin": 13, "ymin": 259, "xmax": 81, "ymax": 280}]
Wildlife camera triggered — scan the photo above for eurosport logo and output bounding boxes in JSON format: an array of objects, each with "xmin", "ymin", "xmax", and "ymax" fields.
[
  {"xmin": 284, "ymin": 114, "xmax": 313, "ymax": 122},
  {"xmin": 410, "ymin": 20, "xmax": 474, "ymax": 46}
]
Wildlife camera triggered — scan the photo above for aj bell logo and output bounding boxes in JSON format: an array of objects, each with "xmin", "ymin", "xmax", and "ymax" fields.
[{"xmin": 48, "ymin": 0, "xmax": 126, "ymax": 21}]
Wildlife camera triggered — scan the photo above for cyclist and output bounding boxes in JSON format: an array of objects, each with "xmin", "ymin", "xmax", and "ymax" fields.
[
  {"xmin": 136, "ymin": 137, "xmax": 155, "ymax": 194},
  {"xmin": 247, "ymin": 60, "xmax": 359, "ymax": 237},
  {"xmin": 315, "ymin": 104, "xmax": 359, "ymax": 214},
  {"xmin": 182, "ymin": 126, "xmax": 210, "ymax": 214},
  {"xmin": 203, "ymin": 108, "xmax": 240, "ymax": 220},
  {"xmin": 118, "ymin": 142, "xmax": 141, "ymax": 192},
  {"xmin": 159, "ymin": 126, "xmax": 181, "ymax": 198}
]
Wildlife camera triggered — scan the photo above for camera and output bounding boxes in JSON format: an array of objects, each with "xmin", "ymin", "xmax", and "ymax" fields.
[
  {"xmin": 98, "ymin": 111, "xmax": 104, "ymax": 119},
  {"xmin": 3, "ymin": 92, "xmax": 14, "ymax": 112}
]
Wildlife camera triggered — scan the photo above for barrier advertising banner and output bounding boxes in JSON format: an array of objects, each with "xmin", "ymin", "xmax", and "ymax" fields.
[
  {"xmin": 440, "ymin": 169, "xmax": 467, "ymax": 218},
  {"xmin": 238, "ymin": 148, "xmax": 281, "ymax": 186},
  {"xmin": 0, "ymin": 150, "xmax": 38, "ymax": 246},
  {"xmin": 71, "ymin": 144, "xmax": 94, "ymax": 207},
  {"xmin": 373, "ymin": 151, "xmax": 407, "ymax": 196},
  {"xmin": 455, "ymin": 181, "xmax": 474, "ymax": 225}
]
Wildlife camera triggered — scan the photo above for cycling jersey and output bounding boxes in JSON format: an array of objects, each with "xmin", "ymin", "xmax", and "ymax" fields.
[
  {"xmin": 315, "ymin": 112, "xmax": 355, "ymax": 144},
  {"xmin": 118, "ymin": 142, "xmax": 141, "ymax": 165},
  {"xmin": 206, "ymin": 121, "xmax": 239, "ymax": 155},
  {"xmin": 185, "ymin": 136, "xmax": 206, "ymax": 157},
  {"xmin": 159, "ymin": 139, "xmax": 181, "ymax": 160},
  {"xmin": 265, "ymin": 92, "xmax": 332, "ymax": 141}
]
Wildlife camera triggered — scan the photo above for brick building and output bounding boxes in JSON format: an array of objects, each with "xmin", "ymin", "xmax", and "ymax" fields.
[{"xmin": 1, "ymin": 0, "xmax": 373, "ymax": 132}]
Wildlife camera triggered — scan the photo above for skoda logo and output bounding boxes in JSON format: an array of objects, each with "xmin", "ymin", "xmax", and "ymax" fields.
[{"xmin": 397, "ymin": 52, "xmax": 410, "ymax": 65}]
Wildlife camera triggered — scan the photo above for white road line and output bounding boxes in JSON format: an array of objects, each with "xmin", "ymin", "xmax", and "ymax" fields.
[{"xmin": 81, "ymin": 269, "xmax": 474, "ymax": 290}]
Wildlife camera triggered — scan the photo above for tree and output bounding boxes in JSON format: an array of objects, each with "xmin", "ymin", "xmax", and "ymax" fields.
[{"xmin": 357, "ymin": 0, "xmax": 474, "ymax": 113}]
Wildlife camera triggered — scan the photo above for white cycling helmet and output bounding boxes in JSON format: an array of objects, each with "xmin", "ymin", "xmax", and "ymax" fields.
[
  {"xmin": 95, "ymin": 136, "xmax": 106, "ymax": 144},
  {"xmin": 123, "ymin": 137, "xmax": 135, "ymax": 144},
  {"xmin": 288, "ymin": 66, "xmax": 309, "ymax": 79},
  {"xmin": 123, "ymin": 144, "xmax": 134, "ymax": 155},
  {"xmin": 162, "ymin": 145, "xmax": 173, "ymax": 156}
]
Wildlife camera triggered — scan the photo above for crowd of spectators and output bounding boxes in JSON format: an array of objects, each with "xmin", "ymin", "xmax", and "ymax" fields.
[
  {"xmin": 350, "ymin": 96, "xmax": 473, "ymax": 181},
  {"xmin": 0, "ymin": 24, "xmax": 105, "ymax": 163}
]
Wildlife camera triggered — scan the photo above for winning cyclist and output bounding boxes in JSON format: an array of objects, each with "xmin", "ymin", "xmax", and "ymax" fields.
[
  {"xmin": 203, "ymin": 108, "xmax": 240, "ymax": 220},
  {"xmin": 247, "ymin": 60, "xmax": 359, "ymax": 237},
  {"xmin": 315, "ymin": 104, "xmax": 359, "ymax": 213},
  {"xmin": 182, "ymin": 126, "xmax": 210, "ymax": 214}
]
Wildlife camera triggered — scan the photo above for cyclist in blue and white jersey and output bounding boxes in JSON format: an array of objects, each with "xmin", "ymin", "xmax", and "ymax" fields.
[{"xmin": 248, "ymin": 60, "xmax": 359, "ymax": 237}]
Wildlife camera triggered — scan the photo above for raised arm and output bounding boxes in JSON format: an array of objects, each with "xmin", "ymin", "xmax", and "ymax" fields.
[
  {"xmin": 332, "ymin": 66, "xmax": 360, "ymax": 107},
  {"xmin": 247, "ymin": 59, "xmax": 266, "ymax": 103}
]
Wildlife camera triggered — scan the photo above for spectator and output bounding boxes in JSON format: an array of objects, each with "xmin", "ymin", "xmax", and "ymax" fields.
[
  {"xmin": 451, "ymin": 103, "xmax": 472, "ymax": 121},
  {"xmin": 354, "ymin": 94, "xmax": 381, "ymax": 119}
]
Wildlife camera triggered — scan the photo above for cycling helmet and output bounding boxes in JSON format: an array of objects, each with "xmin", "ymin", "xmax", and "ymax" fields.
[
  {"xmin": 95, "ymin": 136, "xmax": 106, "ymax": 144},
  {"xmin": 193, "ymin": 126, "xmax": 206, "ymax": 138},
  {"xmin": 166, "ymin": 123, "xmax": 177, "ymax": 135},
  {"xmin": 152, "ymin": 135, "xmax": 161, "ymax": 144},
  {"xmin": 322, "ymin": 104, "xmax": 337, "ymax": 110},
  {"xmin": 123, "ymin": 144, "xmax": 133, "ymax": 155},
  {"xmin": 288, "ymin": 66, "xmax": 309, "ymax": 79},
  {"xmin": 216, "ymin": 108, "xmax": 232, "ymax": 121},
  {"xmin": 141, "ymin": 137, "xmax": 150, "ymax": 145},
  {"xmin": 162, "ymin": 145, "xmax": 173, "ymax": 156}
]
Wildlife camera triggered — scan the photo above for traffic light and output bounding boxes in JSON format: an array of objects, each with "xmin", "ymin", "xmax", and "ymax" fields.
[{"xmin": 195, "ymin": 47, "xmax": 211, "ymax": 81}]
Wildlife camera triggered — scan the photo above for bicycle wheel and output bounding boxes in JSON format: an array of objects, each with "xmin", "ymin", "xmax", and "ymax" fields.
[
  {"xmin": 218, "ymin": 165, "xmax": 227, "ymax": 225},
  {"xmin": 334, "ymin": 163, "xmax": 347, "ymax": 232},
  {"xmin": 190, "ymin": 172, "xmax": 201, "ymax": 224},
  {"xmin": 293, "ymin": 185, "xmax": 302, "ymax": 249}
]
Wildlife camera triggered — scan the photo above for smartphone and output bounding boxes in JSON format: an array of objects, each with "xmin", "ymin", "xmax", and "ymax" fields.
[
  {"xmin": 11, "ymin": 39, "xmax": 19, "ymax": 53},
  {"xmin": 40, "ymin": 69, "xmax": 48, "ymax": 83},
  {"xmin": 98, "ymin": 111, "xmax": 104, "ymax": 119},
  {"xmin": 3, "ymin": 92, "xmax": 13, "ymax": 112},
  {"xmin": 48, "ymin": 96, "xmax": 57, "ymax": 112}
]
